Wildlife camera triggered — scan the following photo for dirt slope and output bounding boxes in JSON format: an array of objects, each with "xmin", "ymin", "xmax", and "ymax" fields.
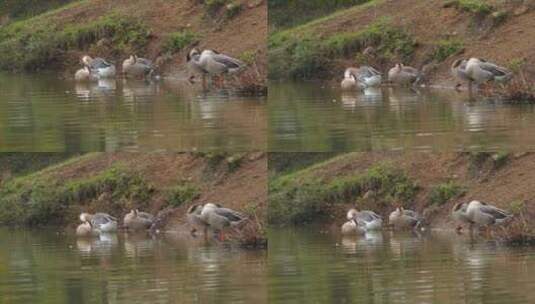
[{"xmin": 273, "ymin": 0, "xmax": 535, "ymax": 84}]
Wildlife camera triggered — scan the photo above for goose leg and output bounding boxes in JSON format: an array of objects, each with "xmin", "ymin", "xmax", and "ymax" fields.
[{"xmin": 468, "ymin": 80, "xmax": 474, "ymax": 100}]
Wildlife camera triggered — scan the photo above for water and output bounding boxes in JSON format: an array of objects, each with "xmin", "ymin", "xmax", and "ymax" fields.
[
  {"xmin": 0, "ymin": 73, "xmax": 266, "ymax": 152},
  {"xmin": 268, "ymin": 227, "xmax": 535, "ymax": 304},
  {"xmin": 269, "ymin": 82, "xmax": 535, "ymax": 152},
  {"xmin": 0, "ymin": 228, "xmax": 267, "ymax": 304}
]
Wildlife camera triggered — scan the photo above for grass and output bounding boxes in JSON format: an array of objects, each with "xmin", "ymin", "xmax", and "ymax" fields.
[
  {"xmin": 269, "ymin": 161, "xmax": 419, "ymax": 225},
  {"xmin": 429, "ymin": 181, "xmax": 466, "ymax": 205},
  {"xmin": 444, "ymin": 0, "xmax": 493, "ymax": 15},
  {"xmin": 166, "ymin": 184, "xmax": 200, "ymax": 207},
  {"xmin": 269, "ymin": 18, "xmax": 416, "ymax": 79},
  {"xmin": 162, "ymin": 30, "xmax": 198, "ymax": 54},
  {"xmin": 431, "ymin": 39, "xmax": 464, "ymax": 62},
  {"xmin": 0, "ymin": 11, "xmax": 151, "ymax": 71},
  {"xmin": 0, "ymin": 164, "xmax": 154, "ymax": 226}
]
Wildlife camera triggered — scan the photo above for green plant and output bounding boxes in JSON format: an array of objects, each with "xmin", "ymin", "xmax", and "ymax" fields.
[
  {"xmin": 162, "ymin": 30, "xmax": 198, "ymax": 53},
  {"xmin": 225, "ymin": 2, "xmax": 242, "ymax": 18},
  {"xmin": 508, "ymin": 58, "xmax": 526, "ymax": 73},
  {"xmin": 429, "ymin": 181, "xmax": 465, "ymax": 205},
  {"xmin": 166, "ymin": 184, "xmax": 200, "ymax": 207},
  {"xmin": 432, "ymin": 39, "xmax": 464, "ymax": 62},
  {"xmin": 446, "ymin": 0, "xmax": 493, "ymax": 15},
  {"xmin": 239, "ymin": 50, "xmax": 256, "ymax": 65}
]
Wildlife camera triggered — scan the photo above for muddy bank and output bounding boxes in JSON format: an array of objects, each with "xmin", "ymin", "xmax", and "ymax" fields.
[
  {"xmin": 268, "ymin": 0, "xmax": 535, "ymax": 99},
  {"xmin": 0, "ymin": 152, "xmax": 267, "ymax": 246},
  {"xmin": 269, "ymin": 152, "xmax": 535, "ymax": 242},
  {"xmin": 0, "ymin": 0, "xmax": 267, "ymax": 92}
]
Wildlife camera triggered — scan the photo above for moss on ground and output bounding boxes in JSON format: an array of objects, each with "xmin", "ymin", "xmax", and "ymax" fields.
[{"xmin": 268, "ymin": 159, "xmax": 419, "ymax": 225}]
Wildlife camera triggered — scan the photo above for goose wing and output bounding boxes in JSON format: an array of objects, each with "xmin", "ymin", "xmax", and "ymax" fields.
[
  {"xmin": 212, "ymin": 54, "xmax": 244, "ymax": 69},
  {"xmin": 90, "ymin": 58, "xmax": 113, "ymax": 69},
  {"xmin": 479, "ymin": 62, "xmax": 510, "ymax": 77},
  {"xmin": 479, "ymin": 205, "xmax": 510, "ymax": 220},
  {"xmin": 214, "ymin": 207, "xmax": 245, "ymax": 222}
]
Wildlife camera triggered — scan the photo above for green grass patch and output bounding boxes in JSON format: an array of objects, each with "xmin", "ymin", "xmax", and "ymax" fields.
[
  {"xmin": 269, "ymin": 161, "xmax": 419, "ymax": 225},
  {"xmin": 166, "ymin": 184, "xmax": 200, "ymax": 207},
  {"xmin": 432, "ymin": 39, "xmax": 464, "ymax": 62},
  {"xmin": 429, "ymin": 181, "xmax": 466, "ymax": 205},
  {"xmin": 445, "ymin": 0, "xmax": 493, "ymax": 15},
  {"xmin": 269, "ymin": 18, "xmax": 416, "ymax": 79},
  {"xmin": 0, "ymin": 11, "xmax": 151, "ymax": 71},
  {"xmin": 162, "ymin": 30, "xmax": 198, "ymax": 54},
  {"xmin": 0, "ymin": 163, "xmax": 154, "ymax": 226}
]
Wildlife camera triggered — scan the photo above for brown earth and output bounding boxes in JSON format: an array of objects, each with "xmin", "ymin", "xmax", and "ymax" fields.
[
  {"xmin": 294, "ymin": 0, "xmax": 535, "ymax": 86},
  {"xmin": 290, "ymin": 152, "xmax": 535, "ymax": 234},
  {"xmin": 41, "ymin": 0, "xmax": 267, "ymax": 87},
  {"xmin": 7, "ymin": 152, "xmax": 267, "ymax": 234}
]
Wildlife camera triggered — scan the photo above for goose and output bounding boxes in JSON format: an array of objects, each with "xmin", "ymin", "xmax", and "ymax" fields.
[
  {"xmin": 76, "ymin": 221, "xmax": 99, "ymax": 237},
  {"xmin": 451, "ymin": 58, "xmax": 470, "ymax": 90},
  {"xmin": 79, "ymin": 212, "xmax": 118, "ymax": 233},
  {"xmin": 187, "ymin": 48, "xmax": 245, "ymax": 88},
  {"xmin": 186, "ymin": 204, "xmax": 210, "ymax": 236},
  {"xmin": 388, "ymin": 64, "xmax": 421, "ymax": 86},
  {"xmin": 347, "ymin": 208, "xmax": 383, "ymax": 231},
  {"xmin": 464, "ymin": 58, "xmax": 512, "ymax": 93},
  {"xmin": 82, "ymin": 55, "xmax": 116, "ymax": 78},
  {"xmin": 199, "ymin": 203, "xmax": 247, "ymax": 240},
  {"xmin": 74, "ymin": 66, "xmax": 98, "ymax": 82},
  {"xmin": 465, "ymin": 200, "xmax": 512, "ymax": 227},
  {"xmin": 451, "ymin": 202, "xmax": 472, "ymax": 232},
  {"xmin": 122, "ymin": 55, "xmax": 155, "ymax": 79},
  {"xmin": 388, "ymin": 207, "xmax": 422, "ymax": 230},
  {"xmin": 341, "ymin": 219, "xmax": 366, "ymax": 235},
  {"xmin": 341, "ymin": 66, "xmax": 382, "ymax": 90},
  {"xmin": 123, "ymin": 209, "xmax": 154, "ymax": 231}
]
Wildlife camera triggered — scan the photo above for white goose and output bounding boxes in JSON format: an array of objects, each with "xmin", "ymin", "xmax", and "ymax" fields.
[
  {"xmin": 79, "ymin": 212, "xmax": 118, "ymax": 233},
  {"xmin": 122, "ymin": 55, "xmax": 155, "ymax": 79},
  {"xmin": 199, "ymin": 203, "xmax": 247, "ymax": 240},
  {"xmin": 388, "ymin": 207, "xmax": 423, "ymax": 230},
  {"xmin": 464, "ymin": 58, "xmax": 512, "ymax": 93},
  {"xmin": 388, "ymin": 64, "xmax": 421, "ymax": 86},
  {"xmin": 82, "ymin": 55, "xmax": 116, "ymax": 78},
  {"xmin": 347, "ymin": 208, "xmax": 383, "ymax": 231},
  {"xmin": 465, "ymin": 200, "xmax": 512, "ymax": 228},
  {"xmin": 123, "ymin": 209, "xmax": 154, "ymax": 231},
  {"xmin": 186, "ymin": 48, "xmax": 245, "ymax": 88},
  {"xmin": 341, "ymin": 66, "xmax": 382, "ymax": 90},
  {"xmin": 74, "ymin": 66, "xmax": 98, "ymax": 82}
]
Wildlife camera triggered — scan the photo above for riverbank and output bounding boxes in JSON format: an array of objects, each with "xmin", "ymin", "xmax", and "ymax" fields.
[
  {"xmin": 268, "ymin": 0, "xmax": 535, "ymax": 100},
  {"xmin": 268, "ymin": 152, "xmax": 535, "ymax": 243},
  {"xmin": 0, "ymin": 0, "xmax": 267, "ymax": 92},
  {"xmin": 0, "ymin": 152, "xmax": 267, "ymax": 247}
]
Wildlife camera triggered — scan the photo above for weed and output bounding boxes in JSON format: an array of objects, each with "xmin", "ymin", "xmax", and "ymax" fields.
[
  {"xmin": 166, "ymin": 184, "xmax": 200, "ymax": 207},
  {"xmin": 429, "ymin": 181, "xmax": 465, "ymax": 205},
  {"xmin": 162, "ymin": 30, "xmax": 198, "ymax": 54},
  {"xmin": 432, "ymin": 39, "xmax": 464, "ymax": 62},
  {"xmin": 225, "ymin": 2, "xmax": 242, "ymax": 19},
  {"xmin": 239, "ymin": 50, "xmax": 256, "ymax": 65},
  {"xmin": 446, "ymin": 0, "xmax": 493, "ymax": 15}
]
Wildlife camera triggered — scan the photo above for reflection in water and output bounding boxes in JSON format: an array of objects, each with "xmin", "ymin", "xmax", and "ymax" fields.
[
  {"xmin": 0, "ymin": 228, "xmax": 266, "ymax": 304},
  {"xmin": 0, "ymin": 73, "xmax": 266, "ymax": 152},
  {"xmin": 269, "ymin": 82, "xmax": 535, "ymax": 151},
  {"xmin": 268, "ymin": 228, "xmax": 535, "ymax": 304}
]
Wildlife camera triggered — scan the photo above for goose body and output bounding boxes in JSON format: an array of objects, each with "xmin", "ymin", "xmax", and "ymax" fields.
[
  {"xmin": 388, "ymin": 64, "xmax": 420, "ymax": 85},
  {"xmin": 76, "ymin": 221, "xmax": 99, "ymax": 237},
  {"xmin": 341, "ymin": 66, "xmax": 382, "ymax": 90},
  {"xmin": 82, "ymin": 55, "xmax": 116, "ymax": 78},
  {"xmin": 347, "ymin": 208, "xmax": 383, "ymax": 231},
  {"xmin": 200, "ymin": 203, "xmax": 246, "ymax": 231},
  {"xmin": 341, "ymin": 219, "xmax": 366, "ymax": 235},
  {"xmin": 80, "ymin": 212, "xmax": 118, "ymax": 233},
  {"xmin": 465, "ymin": 200, "xmax": 512, "ymax": 226},
  {"xmin": 75, "ymin": 66, "xmax": 98, "ymax": 82},
  {"xmin": 123, "ymin": 209, "xmax": 154, "ymax": 231},
  {"xmin": 122, "ymin": 55, "xmax": 155, "ymax": 79},
  {"xmin": 389, "ymin": 207, "xmax": 421, "ymax": 229},
  {"xmin": 465, "ymin": 58, "xmax": 512, "ymax": 84},
  {"xmin": 452, "ymin": 202, "xmax": 471, "ymax": 225}
]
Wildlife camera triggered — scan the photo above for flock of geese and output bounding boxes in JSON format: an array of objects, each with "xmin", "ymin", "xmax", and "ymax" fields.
[
  {"xmin": 341, "ymin": 200, "xmax": 512, "ymax": 235},
  {"xmin": 76, "ymin": 203, "xmax": 247, "ymax": 241},
  {"xmin": 341, "ymin": 57, "xmax": 512, "ymax": 95},
  {"xmin": 74, "ymin": 48, "xmax": 245, "ymax": 89}
]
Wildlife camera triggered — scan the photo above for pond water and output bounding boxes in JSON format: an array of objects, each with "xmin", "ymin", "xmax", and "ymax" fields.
[
  {"xmin": 268, "ymin": 227, "xmax": 535, "ymax": 304},
  {"xmin": 0, "ymin": 228, "xmax": 267, "ymax": 304},
  {"xmin": 269, "ymin": 82, "xmax": 535, "ymax": 152},
  {"xmin": 0, "ymin": 73, "xmax": 266, "ymax": 152}
]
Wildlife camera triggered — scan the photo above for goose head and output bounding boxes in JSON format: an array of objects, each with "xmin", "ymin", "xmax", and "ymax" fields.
[
  {"xmin": 82, "ymin": 55, "xmax": 93, "ymax": 66},
  {"xmin": 187, "ymin": 48, "xmax": 201, "ymax": 62},
  {"xmin": 346, "ymin": 208, "xmax": 359, "ymax": 220},
  {"xmin": 80, "ymin": 212, "xmax": 92, "ymax": 222}
]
